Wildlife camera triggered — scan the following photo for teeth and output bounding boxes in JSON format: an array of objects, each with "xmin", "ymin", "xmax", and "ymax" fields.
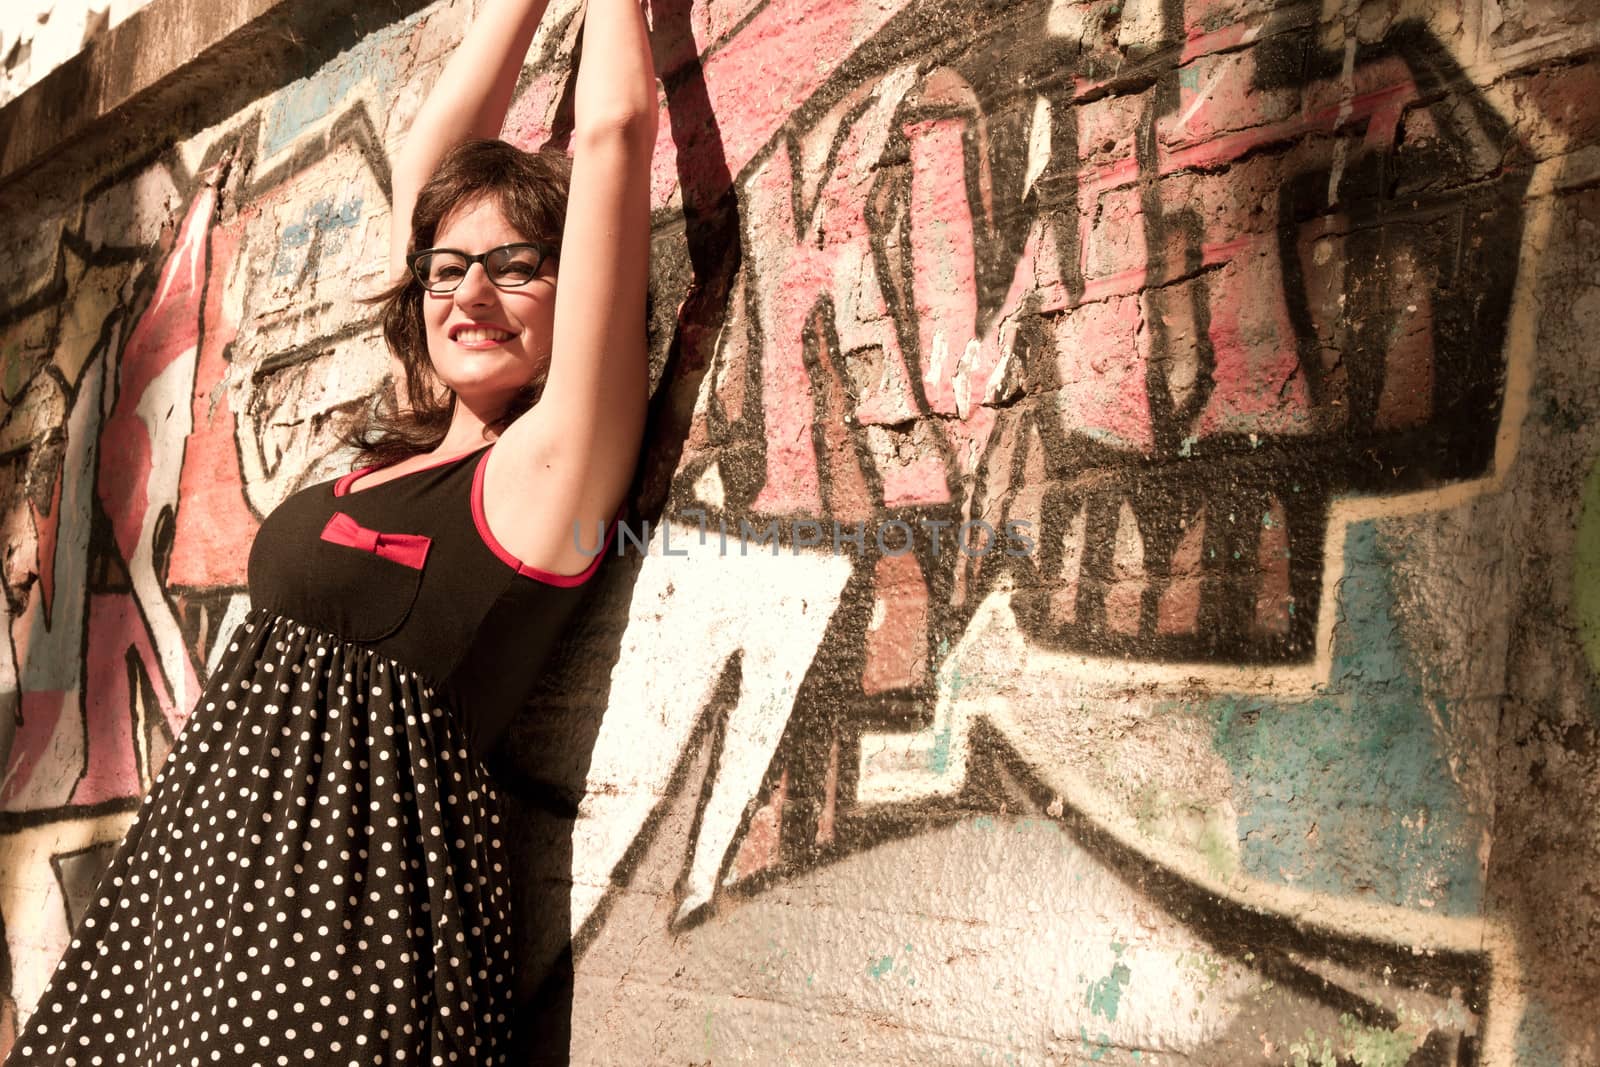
[{"xmin": 454, "ymin": 327, "xmax": 514, "ymax": 343}]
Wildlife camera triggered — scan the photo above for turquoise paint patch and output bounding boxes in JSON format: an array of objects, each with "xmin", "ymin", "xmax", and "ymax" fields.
[
  {"xmin": 868, "ymin": 955, "xmax": 893, "ymax": 979},
  {"xmin": 1290, "ymin": 1028, "xmax": 1337, "ymax": 1067},
  {"xmin": 1078, "ymin": 1027, "xmax": 1113, "ymax": 1062},
  {"xmin": 1338, "ymin": 1015, "xmax": 1414, "ymax": 1067},
  {"xmin": 1086, "ymin": 945, "xmax": 1131, "ymax": 1022},
  {"xmin": 1176, "ymin": 520, "xmax": 1485, "ymax": 914},
  {"xmin": 1514, "ymin": 998, "xmax": 1564, "ymax": 1066},
  {"xmin": 1291, "ymin": 1015, "xmax": 1424, "ymax": 1067},
  {"xmin": 928, "ymin": 636, "xmax": 972, "ymax": 774},
  {"xmin": 261, "ymin": 14, "xmax": 420, "ymax": 157},
  {"xmin": 1576, "ymin": 454, "xmax": 1600, "ymax": 693},
  {"xmin": 1082, "ymin": 426, "xmax": 1141, "ymax": 452}
]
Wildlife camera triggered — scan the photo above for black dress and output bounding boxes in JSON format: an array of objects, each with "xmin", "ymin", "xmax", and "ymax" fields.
[{"xmin": 6, "ymin": 442, "xmax": 617, "ymax": 1066}]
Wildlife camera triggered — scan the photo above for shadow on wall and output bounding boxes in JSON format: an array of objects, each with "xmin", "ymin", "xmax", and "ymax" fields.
[{"xmin": 482, "ymin": 1, "xmax": 745, "ymax": 1053}]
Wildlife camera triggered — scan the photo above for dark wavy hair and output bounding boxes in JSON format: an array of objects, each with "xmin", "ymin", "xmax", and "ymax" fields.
[{"xmin": 346, "ymin": 139, "xmax": 573, "ymax": 466}]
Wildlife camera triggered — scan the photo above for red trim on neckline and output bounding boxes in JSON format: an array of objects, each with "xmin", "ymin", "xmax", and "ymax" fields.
[
  {"xmin": 334, "ymin": 444, "xmax": 493, "ymax": 498},
  {"xmin": 471, "ymin": 447, "xmax": 621, "ymax": 588}
]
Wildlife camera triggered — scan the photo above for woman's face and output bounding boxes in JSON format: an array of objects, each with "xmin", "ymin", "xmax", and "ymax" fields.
[{"xmin": 421, "ymin": 195, "xmax": 557, "ymax": 416}]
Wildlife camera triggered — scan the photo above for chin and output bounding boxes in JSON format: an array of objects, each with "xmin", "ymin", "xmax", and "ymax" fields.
[
  {"xmin": 433, "ymin": 358, "xmax": 541, "ymax": 395},
  {"xmin": 444, "ymin": 376, "xmax": 540, "ymax": 412}
]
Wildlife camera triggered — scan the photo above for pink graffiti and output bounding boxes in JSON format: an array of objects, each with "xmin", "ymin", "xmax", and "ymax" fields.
[
  {"xmin": 0, "ymin": 691, "xmax": 71, "ymax": 806},
  {"xmin": 74, "ymin": 596, "xmax": 174, "ymax": 805},
  {"xmin": 740, "ymin": 88, "xmax": 927, "ymax": 516},
  {"xmin": 93, "ymin": 180, "xmax": 217, "ymax": 758},
  {"xmin": 98, "ymin": 186, "xmax": 211, "ymax": 559},
  {"xmin": 29, "ymin": 473, "xmax": 62, "ymax": 628},
  {"xmin": 167, "ymin": 222, "xmax": 254, "ymax": 590},
  {"xmin": 507, "ymin": 0, "xmax": 918, "ymax": 215},
  {"xmin": 756, "ymin": 47, "xmax": 1433, "ymax": 500},
  {"xmin": 864, "ymin": 551, "xmax": 929, "ymax": 694},
  {"xmin": 98, "ymin": 188, "xmax": 213, "ymax": 553}
]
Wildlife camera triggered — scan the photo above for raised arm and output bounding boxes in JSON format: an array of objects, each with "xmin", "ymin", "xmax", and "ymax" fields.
[
  {"xmin": 389, "ymin": 0, "xmax": 553, "ymax": 280},
  {"xmin": 485, "ymin": 0, "xmax": 658, "ymax": 573}
]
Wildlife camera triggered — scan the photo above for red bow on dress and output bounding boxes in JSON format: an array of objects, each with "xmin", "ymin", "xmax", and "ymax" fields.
[{"xmin": 319, "ymin": 512, "xmax": 432, "ymax": 570}]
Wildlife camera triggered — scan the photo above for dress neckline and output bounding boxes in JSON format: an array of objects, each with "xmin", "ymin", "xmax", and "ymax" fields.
[{"xmin": 334, "ymin": 442, "xmax": 495, "ymax": 498}]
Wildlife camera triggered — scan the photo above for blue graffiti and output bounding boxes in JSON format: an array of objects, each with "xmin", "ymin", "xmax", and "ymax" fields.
[{"xmin": 272, "ymin": 196, "xmax": 366, "ymax": 278}]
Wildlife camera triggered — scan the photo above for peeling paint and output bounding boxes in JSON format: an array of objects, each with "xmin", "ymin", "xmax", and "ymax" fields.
[{"xmin": 1086, "ymin": 944, "xmax": 1132, "ymax": 1023}]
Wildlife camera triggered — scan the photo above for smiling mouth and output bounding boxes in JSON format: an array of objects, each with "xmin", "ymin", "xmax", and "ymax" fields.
[{"xmin": 451, "ymin": 326, "xmax": 515, "ymax": 344}]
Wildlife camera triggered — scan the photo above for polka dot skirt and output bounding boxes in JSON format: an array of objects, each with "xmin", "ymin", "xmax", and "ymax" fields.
[{"xmin": 7, "ymin": 609, "xmax": 514, "ymax": 1065}]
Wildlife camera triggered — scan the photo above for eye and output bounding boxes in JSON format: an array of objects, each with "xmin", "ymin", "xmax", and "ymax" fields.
[
  {"xmin": 495, "ymin": 262, "xmax": 536, "ymax": 282},
  {"xmin": 491, "ymin": 247, "xmax": 542, "ymax": 282}
]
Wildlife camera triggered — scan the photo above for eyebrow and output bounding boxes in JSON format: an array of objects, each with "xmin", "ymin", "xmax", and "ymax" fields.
[{"xmin": 416, "ymin": 242, "xmax": 554, "ymax": 253}]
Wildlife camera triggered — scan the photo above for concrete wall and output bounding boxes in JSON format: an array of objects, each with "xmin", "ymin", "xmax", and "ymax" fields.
[
  {"xmin": 0, "ymin": 1, "xmax": 156, "ymax": 109},
  {"xmin": 0, "ymin": 0, "xmax": 1596, "ymax": 1061}
]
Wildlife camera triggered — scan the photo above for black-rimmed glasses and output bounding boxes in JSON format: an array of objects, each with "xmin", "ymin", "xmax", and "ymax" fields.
[{"xmin": 406, "ymin": 242, "xmax": 557, "ymax": 293}]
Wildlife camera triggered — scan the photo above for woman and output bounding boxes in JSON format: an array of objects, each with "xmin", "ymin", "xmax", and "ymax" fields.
[{"xmin": 5, "ymin": 0, "xmax": 655, "ymax": 1062}]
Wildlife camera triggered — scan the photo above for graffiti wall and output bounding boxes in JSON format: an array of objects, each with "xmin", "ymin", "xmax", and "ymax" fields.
[{"xmin": 0, "ymin": 0, "xmax": 1597, "ymax": 1061}]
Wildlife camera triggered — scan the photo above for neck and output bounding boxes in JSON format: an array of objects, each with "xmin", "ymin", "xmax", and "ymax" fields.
[{"xmin": 435, "ymin": 396, "xmax": 504, "ymax": 456}]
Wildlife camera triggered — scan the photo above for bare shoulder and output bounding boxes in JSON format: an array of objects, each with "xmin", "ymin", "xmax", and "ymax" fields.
[{"xmin": 478, "ymin": 410, "xmax": 636, "ymax": 579}]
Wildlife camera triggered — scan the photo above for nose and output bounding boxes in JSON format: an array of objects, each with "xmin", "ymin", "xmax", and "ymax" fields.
[{"xmin": 452, "ymin": 261, "xmax": 497, "ymax": 305}]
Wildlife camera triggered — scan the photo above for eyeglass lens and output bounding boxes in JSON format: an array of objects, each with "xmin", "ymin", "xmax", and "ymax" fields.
[{"xmin": 413, "ymin": 245, "xmax": 547, "ymax": 291}]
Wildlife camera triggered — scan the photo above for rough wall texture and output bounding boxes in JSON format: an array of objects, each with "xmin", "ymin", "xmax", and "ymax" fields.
[
  {"xmin": 0, "ymin": 0, "xmax": 1597, "ymax": 1062},
  {"xmin": 0, "ymin": 1, "xmax": 156, "ymax": 109}
]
